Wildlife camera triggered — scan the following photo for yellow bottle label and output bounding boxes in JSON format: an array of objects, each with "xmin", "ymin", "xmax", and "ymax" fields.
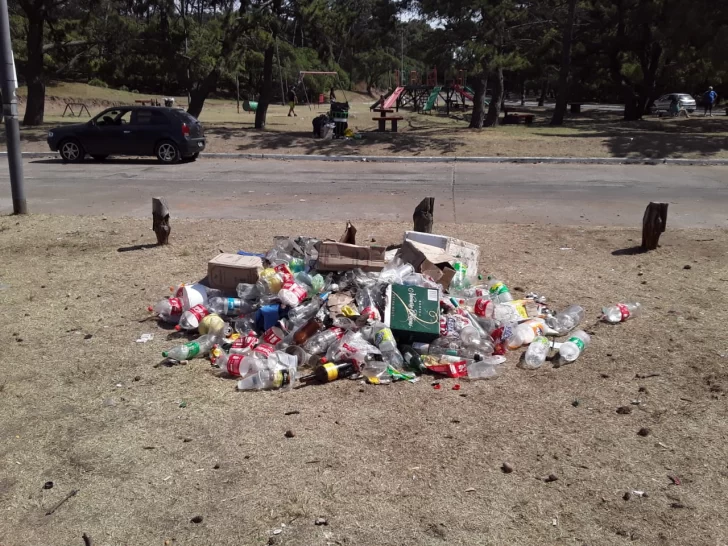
[{"xmin": 323, "ymin": 362, "xmax": 339, "ymax": 382}]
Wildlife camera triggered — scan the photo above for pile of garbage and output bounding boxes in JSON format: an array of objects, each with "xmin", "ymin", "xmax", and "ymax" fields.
[{"xmin": 148, "ymin": 229, "xmax": 641, "ymax": 391}]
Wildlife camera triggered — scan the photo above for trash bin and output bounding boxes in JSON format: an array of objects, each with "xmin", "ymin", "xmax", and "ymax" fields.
[{"xmin": 329, "ymin": 101, "xmax": 349, "ymax": 138}]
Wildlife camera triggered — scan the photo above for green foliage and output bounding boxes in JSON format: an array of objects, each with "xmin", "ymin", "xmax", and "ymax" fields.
[{"xmin": 88, "ymin": 78, "xmax": 108, "ymax": 88}]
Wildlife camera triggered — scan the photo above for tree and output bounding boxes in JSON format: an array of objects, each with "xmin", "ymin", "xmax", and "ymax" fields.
[{"xmin": 550, "ymin": 0, "xmax": 577, "ymax": 125}]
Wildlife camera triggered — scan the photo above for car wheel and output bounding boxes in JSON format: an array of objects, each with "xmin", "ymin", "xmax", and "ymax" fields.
[
  {"xmin": 59, "ymin": 139, "xmax": 85, "ymax": 163},
  {"xmin": 91, "ymin": 155, "xmax": 109, "ymax": 161},
  {"xmin": 156, "ymin": 140, "xmax": 180, "ymax": 164}
]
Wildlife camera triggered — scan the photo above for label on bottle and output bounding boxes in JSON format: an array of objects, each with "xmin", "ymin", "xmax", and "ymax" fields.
[
  {"xmin": 489, "ymin": 282, "xmax": 510, "ymax": 296},
  {"xmin": 323, "ymin": 362, "xmax": 339, "ymax": 382},
  {"xmin": 168, "ymin": 298, "xmax": 183, "ymax": 315},
  {"xmin": 185, "ymin": 341, "xmax": 201, "ymax": 359},
  {"xmin": 226, "ymin": 354, "xmax": 245, "ymax": 376},
  {"xmin": 374, "ymin": 327, "xmax": 395, "ymax": 347},
  {"xmin": 341, "ymin": 305, "xmax": 358, "ymax": 317},
  {"xmin": 360, "ymin": 306, "xmax": 381, "ymax": 321},
  {"xmin": 474, "ymin": 298, "xmax": 490, "ymax": 317},
  {"xmin": 273, "ymin": 263, "xmax": 292, "ymax": 275},
  {"xmin": 281, "ymin": 279, "xmax": 308, "ymax": 304},
  {"xmin": 239, "ymin": 333, "xmax": 259, "ymax": 349},
  {"xmin": 567, "ymin": 336, "xmax": 585, "ymax": 352},
  {"xmin": 617, "ymin": 304, "xmax": 631, "ymax": 321},
  {"xmin": 271, "ymin": 370, "xmax": 289, "ymax": 388},
  {"xmin": 225, "ymin": 298, "xmax": 242, "ymax": 315},
  {"xmin": 253, "ymin": 343, "xmax": 275, "ymax": 357},
  {"xmin": 330, "ymin": 327, "xmax": 346, "ymax": 339},
  {"xmin": 187, "ymin": 304, "xmax": 209, "ymax": 322}
]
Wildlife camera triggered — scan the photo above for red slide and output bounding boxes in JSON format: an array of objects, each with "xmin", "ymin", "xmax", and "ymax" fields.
[
  {"xmin": 382, "ymin": 86, "xmax": 405, "ymax": 109},
  {"xmin": 452, "ymin": 84, "xmax": 473, "ymax": 101}
]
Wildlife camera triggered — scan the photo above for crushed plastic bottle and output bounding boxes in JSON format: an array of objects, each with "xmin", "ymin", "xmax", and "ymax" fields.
[
  {"xmin": 521, "ymin": 336, "xmax": 550, "ymax": 369},
  {"xmin": 487, "ymin": 276, "xmax": 513, "ymax": 303},
  {"xmin": 237, "ymin": 367, "xmax": 292, "ymax": 391},
  {"xmin": 558, "ymin": 330, "xmax": 591, "ymax": 364},
  {"xmin": 304, "ymin": 327, "xmax": 346, "ymax": 355},
  {"xmin": 175, "ymin": 304, "xmax": 210, "ymax": 331},
  {"xmin": 356, "ymin": 288, "xmax": 381, "ymax": 321},
  {"xmin": 602, "ymin": 302, "xmax": 642, "ymax": 323},
  {"xmin": 466, "ymin": 355, "xmax": 506, "ymax": 379},
  {"xmin": 372, "ymin": 323, "xmax": 397, "ymax": 352},
  {"xmin": 163, "ymin": 334, "xmax": 219, "ymax": 361},
  {"xmin": 278, "ymin": 277, "xmax": 309, "ymax": 307},
  {"xmin": 148, "ymin": 297, "xmax": 183, "ymax": 323},
  {"xmin": 546, "ymin": 305, "xmax": 585, "ymax": 335},
  {"xmin": 209, "ymin": 297, "xmax": 252, "ymax": 316},
  {"xmin": 216, "ymin": 352, "xmax": 261, "ymax": 377},
  {"xmin": 236, "ymin": 283, "xmax": 260, "ymax": 300}
]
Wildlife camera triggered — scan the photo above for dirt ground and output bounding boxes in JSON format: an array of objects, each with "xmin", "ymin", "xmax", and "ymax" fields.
[
  {"xmin": 5, "ymin": 83, "xmax": 728, "ymax": 159},
  {"xmin": 0, "ymin": 214, "xmax": 727, "ymax": 546}
]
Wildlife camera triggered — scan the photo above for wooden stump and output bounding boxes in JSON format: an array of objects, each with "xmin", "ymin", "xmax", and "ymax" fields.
[
  {"xmin": 413, "ymin": 197, "xmax": 434, "ymax": 233},
  {"xmin": 339, "ymin": 220, "xmax": 357, "ymax": 245},
  {"xmin": 152, "ymin": 197, "xmax": 171, "ymax": 245},
  {"xmin": 641, "ymin": 202, "xmax": 668, "ymax": 251}
]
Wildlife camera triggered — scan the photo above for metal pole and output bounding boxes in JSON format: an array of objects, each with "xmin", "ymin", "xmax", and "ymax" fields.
[
  {"xmin": 0, "ymin": 0, "xmax": 25, "ymax": 214},
  {"xmin": 236, "ymin": 74, "xmax": 240, "ymax": 114},
  {"xmin": 400, "ymin": 31, "xmax": 404, "ymax": 85}
]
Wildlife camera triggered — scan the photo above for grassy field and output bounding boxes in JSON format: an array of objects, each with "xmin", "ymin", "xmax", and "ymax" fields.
[
  {"xmin": 0, "ymin": 214, "xmax": 727, "ymax": 545},
  {"xmin": 4, "ymin": 83, "xmax": 728, "ymax": 158}
]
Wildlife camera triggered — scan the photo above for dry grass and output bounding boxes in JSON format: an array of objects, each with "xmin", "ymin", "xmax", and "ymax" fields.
[
  {"xmin": 5, "ymin": 83, "xmax": 728, "ymax": 159},
  {"xmin": 0, "ymin": 214, "xmax": 727, "ymax": 545}
]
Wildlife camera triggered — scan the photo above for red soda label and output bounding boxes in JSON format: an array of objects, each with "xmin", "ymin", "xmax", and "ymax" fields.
[
  {"xmin": 273, "ymin": 263, "xmax": 291, "ymax": 275},
  {"xmin": 330, "ymin": 327, "xmax": 346, "ymax": 339},
  {"xmin": 226, "ymin": 354, "xmax": 245, "ymax": 377},
  {"xmin": 188, "ymin": 304, "xmax": 209, "ymax": 322},
  {"xmin": 263, "ymin": 327, "xmax": 284, "ymax": 345},
  {"xmin": 232, "ymin": 334, "xmax": 259, "ymax": 350},
  {"xmin": 426, "ymin": 360, "xmax": 468, "ymax": 378},
  {"xmin": 361, "ymin": 306, "xmax": 381, "ymax": 321},
  {"xmin": 474, "ymin": 298, "xmax": 490, "ymax": 317},
  {"xmin": 253, "ymin": 344, "xmax": 275, "ymax": 357},
  {"xmin": 440, "ymin": 316, "xmax": 449, "ymax": 336},
  {"xmin": 617, "ymin": 304, "xmax": 630, "ymax": 321},
  {"xmin": 173, "ymin": 285, "xmax": 184, "ymax": 297},
  {"xmin": 281, "ymin": 279, "xmax": 308, "ymax": 304}
]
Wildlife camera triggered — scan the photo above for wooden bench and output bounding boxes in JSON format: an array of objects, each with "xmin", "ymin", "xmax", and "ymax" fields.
[
  {"xmin": 373, "ymin": 115, "xmax": 404, "ymax": 132},
  {"xmin": 502, "ymin": 112, "xmax": 535, "ymax": 125},
  {"xmin": 373, "ymin": 107, "xmax": 394, "ymax": 118}
]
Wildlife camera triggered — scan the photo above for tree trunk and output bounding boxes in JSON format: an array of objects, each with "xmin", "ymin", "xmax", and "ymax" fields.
[
  {"xmin": 468, "ymin": 72, "xmax": 487, "ymax": 128},
  {"xmin": 187, "ymin": 68, "xmax": 219, "ymax": 119},
  {"xmin": 23, "ymin": 15, "xmax": 46, "ymax": 126},
  {"xmin": 551, "ymin": 0, "xmax": 577, "ymax": 126},
  {"xmin": 538, "ymin": 80, "xmax": 547, "ymax": 106},
  {"xmin": 254, "ymin": 45, "xmax": 274, "ymax": 129},
  {"xmin": 484, "ymin": 67, "xmax": 503, "ymax": 127}
]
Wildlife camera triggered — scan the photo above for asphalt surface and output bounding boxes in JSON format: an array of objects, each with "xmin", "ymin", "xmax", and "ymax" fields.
[{"xmin": 1, "ymin": 158, "xmax": 727, "ymax": 227}]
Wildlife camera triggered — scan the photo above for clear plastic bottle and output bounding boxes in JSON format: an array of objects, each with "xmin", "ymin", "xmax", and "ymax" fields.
[
  {"xmin": 237, "ymin": 367, "xmax": 292, "ymax": 391},
  {"xmin": 507, "ymin": 319, "xmax": 547, "ymax": 350},
  {"xmin": 174, "ymin": 304, "xmax": 210, "ymax": 331},
  {"xmin": 558, "ymin": 330, "xmax": 591, "ymax": 363},
  {"xmin": 287, "ymin": 295, "xmax": 324, "ymax": 325},
  {"xmin": 547, "ymin": 305, "xmax": 585, "ymax": 335},
  {"xmin": 487, "ymin": 276, "xmax": 513, "ymax": 303},
  {"xmin": 372, "ymin": 323, "xmax": 397, "ymax": 352},
  {"xmin": 148, "ymin": 297, "xmax": 183, "ymax": 323},
  {"xmin": 216, "ymin": 352, "xmax": 262, "ymax": 377},
  {"xmin": 236, "ymin": 283, "xmax": 260, "ymax": 300},
  {"xmin": 459, "ymin": 325, "xmax": 481, "ymax": 347},
  {"xmin": 303, "ymin": 327, "xmax": 346, "ymax": 354},
  {"xmin": 466, "ymin": 356, "xmax": 506, "ymax": 379},
  {"xmin": 449, "ymin": 263, "xmax": 471, "ymax": 294},
  {"xmin": 233, "ymin": 314, "xmax": 257, "ymax": 335},
  {"xmin": 522, "ymin": 336, "xmax": 550, "ymax": 369},
  {"xmin": 256, "ymin": 267, "xmax": 288, "ymax": 295},
  {"xmin": 602, "ymin": 302, "xmax": 642, "ymax": 324},
  {"xmin": 278, "ymin": 278, "xmax": 309, "ymax": 307},
  {"xmin": 382, "ymin": 348, "xmax": 405, "ymax": 369},
  {"xmin": 162, "ymin": 334, "xmax": 218, "ymax": 360},
  {"xmin": 227, "ymin": 332, "xmax": 259, "ymax": 354},
  {"xmin": 356, "ymin": 288, "xmax": 381, "ymax": 321},
  {"xmin": 208, "ymin": 297, "xmax": 252, "ymax": 316}
]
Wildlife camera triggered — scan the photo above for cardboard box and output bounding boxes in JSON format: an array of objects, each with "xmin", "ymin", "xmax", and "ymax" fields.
[
  {"xmin": 404, "ymin": 232, "xmax": 480, "ymax": 280},
  {"xmin": 397, "ymin": 240, "xmax": 456, "ymax": 290},
  {"xmin": 384, "ymin": 284, "xmax": 441, "ymax": 343},
  {"xmin": 316, "ymin": 242, "xmax": 385, "ymax": 272},
  {"xmin": 207, "ymin": 253, "xmax": 263, "ymax": 290}
]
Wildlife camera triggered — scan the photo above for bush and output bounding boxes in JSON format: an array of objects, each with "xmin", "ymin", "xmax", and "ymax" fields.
[
  {"xmin": 88, "ymin": 78, "xmax": 108, "ymax": 88},
  {"xmin": 119, "ymin": 85, "xmax": 129, "ymax": 92}
]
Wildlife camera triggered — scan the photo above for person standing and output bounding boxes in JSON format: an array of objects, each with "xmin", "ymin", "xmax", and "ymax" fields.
[
  {"xmin": 703, "ymin": 86, "xmax": 717, "ymax": 116},
  {"xmin": 287, "ymin": 88, "xmax": 297, "ymax": 117},
  {"xmin": 329, "ymin": 87, "xmax": 336, "ymax": 103}
]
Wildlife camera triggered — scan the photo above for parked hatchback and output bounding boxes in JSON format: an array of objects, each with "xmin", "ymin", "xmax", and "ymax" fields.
[
  {"xmin": 651, "ymin": 93, "xmax": 697, "ymax": 114},
  {"xmin": 47, "ymin": 106, "xmax": 205, "ymax": 163}
]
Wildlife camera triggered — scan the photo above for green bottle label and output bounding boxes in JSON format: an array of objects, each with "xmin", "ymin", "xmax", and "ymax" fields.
[
  {"xmin": 567, "ymin": 337, "xmax": 584, "ymax": 352},
  {"xmin": 186, "ymin": 341, "xmax": 201, "ymax": 358},
  {"xmin": 490, "ymin": 282, "xmax": 510, "ymax": 296}
]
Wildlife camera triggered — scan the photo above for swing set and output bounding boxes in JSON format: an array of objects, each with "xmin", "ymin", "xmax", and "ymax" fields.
[{"xmin": 296, "ymin": 71, "xmax": 348, "ymax": 109}]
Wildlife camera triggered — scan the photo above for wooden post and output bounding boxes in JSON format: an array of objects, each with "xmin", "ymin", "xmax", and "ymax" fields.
[
  {"xmin": 236, "ymin": 74, "xmax": 240, "ymax": 114},
  {"xmin": 413, "ymin": 197, "xmax": 435, "ymax": 233},
  {"xmin": 152, "ymin": 197, "xmax": 171, "ymax": 245},
  {"xmin": 641, "ymin": 202, "xmax": 668, "ymax": 251}
]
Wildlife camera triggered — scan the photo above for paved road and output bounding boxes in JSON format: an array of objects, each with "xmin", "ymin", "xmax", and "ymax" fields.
[{"xmin": 1, "ymin": 158, "xmax": 726, "ymax": 227}]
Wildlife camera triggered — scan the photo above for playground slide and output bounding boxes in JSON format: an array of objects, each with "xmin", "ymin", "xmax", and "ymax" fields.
[
  {"xmin": 422, "ymin": 86, "xmax": 442, "ymax": 113},
  {"xmin": 382, "ymin": 86, "xmax": 405, "ymax": 109},
  {"xmin": 453, "ymin": 84, "xmax": 474, "ymax": 101}
]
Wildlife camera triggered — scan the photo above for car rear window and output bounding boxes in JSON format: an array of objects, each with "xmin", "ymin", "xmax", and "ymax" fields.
[
  {"xmin": 135, "ymin": 110, "xmax": 169, "ymax": 125},
  {"xmin": 170, "ymin": 110, "xmax": 199, "ymax": 124}
]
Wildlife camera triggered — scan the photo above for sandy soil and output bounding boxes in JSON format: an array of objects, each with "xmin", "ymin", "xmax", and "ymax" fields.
[{"xmin": 0, "ymin": 215, "xmax": 727, "ymax": 546}]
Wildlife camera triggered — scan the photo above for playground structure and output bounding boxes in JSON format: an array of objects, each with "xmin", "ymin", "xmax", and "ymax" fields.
[{"xmin": 372, "ymin": 68, "xmax": 480, "ymax": 115}]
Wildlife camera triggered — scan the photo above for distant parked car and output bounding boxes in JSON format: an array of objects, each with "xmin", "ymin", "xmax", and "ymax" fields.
[
  {"xmin": 651, "ymin": 93, "xmax": 696, "ymax": 114},
  {"xmin": 47, "ymin": 106, "xmax": 205, "ymax": 163}
]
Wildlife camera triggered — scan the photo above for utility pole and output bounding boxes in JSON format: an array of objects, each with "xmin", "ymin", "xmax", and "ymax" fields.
[
  {"xmin": 0, "ymin": 0, "xmax": 25, "ymax": 214},
  {"xmin": 400, "ymin": 30, "xmax": 404, "ymax": 84}
]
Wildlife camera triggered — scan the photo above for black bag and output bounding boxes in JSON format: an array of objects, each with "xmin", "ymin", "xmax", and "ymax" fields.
[{"xmin": 312, "ymin": 114, "xmax": 329, "ymax": 137}]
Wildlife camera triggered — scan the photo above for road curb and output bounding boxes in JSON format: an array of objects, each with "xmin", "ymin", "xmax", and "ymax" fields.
[{"xmin": 3, "ymin": 151, "xmax": 728, "ymax": 166}]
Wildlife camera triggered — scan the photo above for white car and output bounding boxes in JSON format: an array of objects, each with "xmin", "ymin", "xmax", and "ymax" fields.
[{"xmin": 652, "ymin": 93, "xmax": 697, "ymax": 114}]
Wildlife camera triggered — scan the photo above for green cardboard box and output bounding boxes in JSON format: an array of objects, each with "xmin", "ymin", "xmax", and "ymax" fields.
[{"xmin": 384, "ymin": 284, "xmax": 441, "ymax": 343}]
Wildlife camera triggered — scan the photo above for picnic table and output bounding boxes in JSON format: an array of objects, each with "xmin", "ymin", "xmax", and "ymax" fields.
[
  {"xmin": 502, "ymin": 111, "xmax": 535, "ymax": 125},
  {"xmin": 373, "ymin": 108, "xmax": 394, "ymax": 118},
  {"xmin": 372, "ymin": 113, "xmax": 404, "ymax": 132}
]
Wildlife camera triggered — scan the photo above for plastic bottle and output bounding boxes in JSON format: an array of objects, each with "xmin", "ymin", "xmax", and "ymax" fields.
[
  {"xmin": 278, "ymin": 277, "xmax": 309, "ymax": 307},
  {"xmin": 198, "ymin": 314, "xmax": 230, "ymax": 337},
  {"xmin": 547, "ymin": 305, "xmax": 585, "ymax": 335},
  {"xmin": 226, "ymin": 332, "xmax": 259, "ymax": 354},
  {"xmin": 216, "ymin": 352, "xmax": 262, "ymax": 377},
  {"xmin": 208, "ymin": 297, "xmax": 252, "ymax": 316},
  {"xmin": 602, "ymin": 302, "xmax": 642, "ymax": 324},
  {"xmin": 237, "ymin": 367, "xmax": 292, "ymax": 391},
  {"xmin": 148, "ymin": 297, "xmax": 183, "ymax": 323},
  {"xmin": 175, "ymin": 304, "xmax": 210, "ymax": 331},
  {"xmin": 558, "ymin": 330, "xmax": 591, "ymax": 363},
  {"xmin": 522, "ymin": 336, "xmax": 550, "ymax": 369},
  {"xmin": 233, "ymin": 314, "xmax": 257, "ymax": 335},
  {"xmin": 459, "ymin": 325, "xmax": 481, "ymax": 347},
  {"xmin": 487, "ymin": 276, "xmax": 513, "ymax": 303},
  {"xmin": 356, "ymin": 288, "xmax": 381, "ymax": 321},
  {"xmin": 262, "ymin": 326, "xmax": 287, "ymax": 347},
  {"xmin": 449, "ymin": 263, "xmax": 471, "ymax": 294},
  {"xmin": 466, "ymin": 355, "xmax": 507, "ymax": 379},
  {"xmin": 372, "ymin": 323, "xmax": 397, "ymax": 352},
  {"xmin": 382, "ymin": 348, "xmax": 405, "ymax": 369},
  {"xmin": 400, "ymin": 345, "xmax": 427, "ymax": 372},
  {"xmin": 301, "ymin": 360, "xmax": 358, "ymax": 383},
  {"xmin": 303, "ymin": 327, "xmax": 346, "ymax": 354},
  {"xmin": 293, "ymin": 319, "xmax": 321, "ymax": 345},
  {"xmin": 236, "ymin": 283, "xmax": 260, "ymax": 300},
  {"xmin": 507, "ymin": 319, "xmax": 547, "ymax": 350},
  {"xmin": 287, "ymin": 295, "xmax": 325, "ymax": 325},
  {"xmin": 162, "ymin": 334, "xmax": 218, "ymax": 360},
  {"xmin": 256, "ymin": 267, "xmax": 289, "ymax": 295}
]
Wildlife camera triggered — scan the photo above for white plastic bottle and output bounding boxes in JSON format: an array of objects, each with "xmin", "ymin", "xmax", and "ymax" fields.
[
  {"xmin": 507, "ymin": 319, "xmax": 547, "ymax": 350},
  {"xmin": 148, "ymin": 297, "xmax": 183, "ymax": 323},
  {"xmin": 602, "ymin": 302, "xmax": 642, "ymax": 324},
  {"xmin": 487, "ymin": 276, "xmax": 513, "ymax": 303},
  {"xmin": 162, "ymin": 334, "xmax": 218, "ymax": 360},
  {"xmin": 466, "ymin": 356, "xmax": 506, "ymax": 379},
  {"xmin": 521, "ymin": 336, "xmax": 550, "ymax": 369},
  {"xmin": 216, "ymin": 352, "xmax": 262, "ymax": 377},
  {"xmin": 558, "ymin": 330, "xmax": 591, "ymax": 363}
]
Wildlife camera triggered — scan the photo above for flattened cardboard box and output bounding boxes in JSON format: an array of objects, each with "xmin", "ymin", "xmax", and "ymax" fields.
[
  {"xmin": 316, "ymin": 242, "xmax": 385, "ymax": 272},
  {"xmin": 397, "ymin": 240, "xmax": 456, "ymax": 291},
  {"xmin": 384, "ymin": 284, "xmax": 441, "ymax": 343},
  {"xmin": 404, "ymin": 231, "xmax": 480, "ymax": 280},
  {"xmin": 207, "ymin": 253, "xmax": 263, "ymax": 290}
]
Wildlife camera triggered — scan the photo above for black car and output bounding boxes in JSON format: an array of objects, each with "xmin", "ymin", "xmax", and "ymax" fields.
[{"xmin": 47, "ymin": 106, "xmax": 205, "ymax": 163}]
